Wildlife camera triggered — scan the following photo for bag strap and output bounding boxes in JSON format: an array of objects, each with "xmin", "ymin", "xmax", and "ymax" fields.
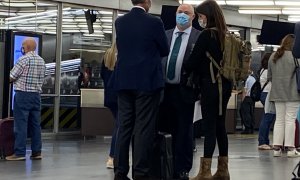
[
  {"xmin": 259, "ymin": 69, "xmax": 269, "ymax": 91},
  {"xmin": 292, "ymin": 57, "xmax": 300, "ymax": 79},
  {"xmin": 261, "ymin": 80, "xmax": 270, "ymax": 92},
  {"xmin": 206, "ymin": 51, "xmax": 223, "ymax": 115},
  {"xmin": 294, "ymin": 57, "xmax": 300, "ymax": 68}
]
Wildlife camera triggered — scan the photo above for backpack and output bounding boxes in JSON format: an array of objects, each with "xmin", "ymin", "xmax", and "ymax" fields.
[
  {"xmin": 250, "ymin": 70, "xmax": 269, "ymax": 102},
  {"xmin": 250, "ymin": 75, "xmax": 262, "ymax": 102},
  {"xmin": 207, "ymin": 31, "xmax": 252, "ymax": 88},
  {"xmin": 206, "ymin": 30, "xmax": 252, "ymax": 115}
]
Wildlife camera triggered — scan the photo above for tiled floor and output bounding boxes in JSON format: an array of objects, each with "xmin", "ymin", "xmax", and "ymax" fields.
[{"xmin": 0, "ymin": 133, "xmax": 299, "ymax": 180}]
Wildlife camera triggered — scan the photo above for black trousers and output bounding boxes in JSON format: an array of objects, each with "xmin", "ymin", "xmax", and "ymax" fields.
[
  {"xmin": 200, "ymin": 78, "xmax": 232, "ymax": 158},
  {"xmin": 159, "ymin": 84, "xmax": 194, "ymax": 175},
  {"xmin": 240, "ymin": 96, "xmax": 255, "ymax": 131},
  {"xmin": 114, "ymin": 89, "xmax": 160, "ymax": 178}
]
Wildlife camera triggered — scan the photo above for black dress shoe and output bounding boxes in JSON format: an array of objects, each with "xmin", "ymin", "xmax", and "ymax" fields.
[
  {"xmin": 114, "ymin": 173, "xmax": 131, "ymax": 180},
  {"xmin": 179, "ymin": 171, "xmax": 189, "ymax": 180},
  {"xmin": 134, "ymin": 175, "xmax": 151, "ymax": 180},
  {"xmin": 241, "ymin": 129, "xmax": 253, "ymax": 134}
]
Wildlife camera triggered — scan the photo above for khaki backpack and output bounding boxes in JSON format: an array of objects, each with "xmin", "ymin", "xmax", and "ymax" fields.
[{"xmin": 206, "ymin": 31, "xmax": 252, "ymax": 115}]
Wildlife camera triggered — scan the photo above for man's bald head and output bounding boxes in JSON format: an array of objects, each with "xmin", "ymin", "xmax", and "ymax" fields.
[
  {"xmin": 176, "ymin": 4, "xmax": 195, "ymax": 30},
  {"xmin": 177, "ymin": 4, "xmax": 195, "ymax": 15},
  {"xmin": 22, "ymin": 38, "xmax": 37, "ymax": 54}
]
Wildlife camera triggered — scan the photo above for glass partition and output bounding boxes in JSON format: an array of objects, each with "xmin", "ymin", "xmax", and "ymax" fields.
[
  {"xmin": 0, "ymin": 0, "xmax": 58, "ymax": 131},
  {"xmin": 59, "ymin": 3, "xmax": 113, "ymax": 131}
]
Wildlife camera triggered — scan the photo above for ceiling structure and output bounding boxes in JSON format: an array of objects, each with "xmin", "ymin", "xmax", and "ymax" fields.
[
  {"xmin": 0, "ymin": 0, "xmax": 116, "ymax": 41},
  {"xmin": 180, "ymin": 0, "xmax": 300, "ymax": 21}
]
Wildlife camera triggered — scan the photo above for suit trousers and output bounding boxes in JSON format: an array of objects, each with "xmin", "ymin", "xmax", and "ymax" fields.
[
  {"xmin": 159, "ymin": 84, "xmax": 194, "ymax": 175},
  {"xmin": 114, "ymin": 89, "xmax": 160, "ymax": 178},
  {"xmin": 240, "ymin": 96, "xmax": 255, "ymax": 131}
]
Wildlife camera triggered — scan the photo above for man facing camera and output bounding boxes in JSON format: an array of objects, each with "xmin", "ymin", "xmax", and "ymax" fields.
[
  {"xmin": 112, "ymin": 0, "xmax": 169, "ymax": 180},
  {"xmin": 6, "ymin": 38, "xmax": 45, "ymax": 161},
  {"xmin": 159, "ymin": 4, "xmax": 201, "ymax": 180}
]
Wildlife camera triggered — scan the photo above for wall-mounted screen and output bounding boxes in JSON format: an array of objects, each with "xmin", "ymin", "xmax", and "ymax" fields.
[
  {"xmin": 13, "ymin": 35, "xmax": 40, "ymax": 65},
  {"xmin": 259, "ymin": 20, "xmax": 295, "ymax": 45},
  {"xmin": 11, "ymin": 32, "xmax": 42, "ymax": 110}
]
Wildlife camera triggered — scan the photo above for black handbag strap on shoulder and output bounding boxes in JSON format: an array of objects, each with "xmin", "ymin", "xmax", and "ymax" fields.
[
  {"xmin": 292, "ymin": 57, "xmax": 300, "ymax": 79},
  {"xmin": 294, "ymin": 57, "xmax": 300, "ymax": 68}
]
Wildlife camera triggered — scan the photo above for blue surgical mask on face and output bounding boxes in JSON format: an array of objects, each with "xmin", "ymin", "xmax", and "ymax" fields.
[{"xmin": 176, "ymin": 13, "xmax": 190, "ymax": 27}]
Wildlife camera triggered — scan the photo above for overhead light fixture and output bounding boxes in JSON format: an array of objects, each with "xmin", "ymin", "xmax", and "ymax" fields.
[
  {"xmin": 227, "ymin": 0, "xmax": 274, "ymax": 5},
  {"xmin": 6, "ymin": 7, "xmax": 71, "ymax": 21},
  {"xmin": 282, "ymin": 8, "xmax": 300, "ymax": 14},
  {"xmin": 69, "ymin": 48, "xmax": 105, "ymax": 53},
  {"xmin": 0, "ymin": 2, "xmax": 35, "ymax": 7},
  {"xmin": 103, "ymin": 30, "xmax": 112, "ymax": 34},
  {"xmin": 100, "ymin": 19, "xmax": 112, "ymax": 23},
  {"xmin": 275, "ymin": 0, "xmax": 300, "ymax": 5},
  {"xmin": 0, "ymin": 12, "xmax": 16, "ymax": 16},
  {"xmin": 181, "ymin": 0, "xmax": 226, "ymax": 5},
  {"xmin": 238, "ymin": 8, "xmax": 281, "ymax": 14},
  {"xmin": 288, "ymin": 15, "xmax": 300, "ymax": 21},
  {"xmin": 99, "ymin": 11, "xmax": 113, "ymax": 15},
  {"xmin": 83, "ymin": 33, "xmax": 105, "ymax": 37}
]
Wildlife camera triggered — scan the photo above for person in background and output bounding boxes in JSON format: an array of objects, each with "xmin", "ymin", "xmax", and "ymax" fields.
[
  {"xmin": 112, "ymin": 0, "xmax": 169, "ymax": 179},
  {"xmin": 268, "ymin": 34, "xmax": 300, "ymax": 157},
  {"xmin": 184, "ymin": 0, "xmax": 232, "ymax": 179},
  {"xmin": 258, "ymin": 52, "xmax": 276, "ymax": 150},
  {"xmin": 159, "ymin": 4, "xmax": 200, "ymax": 180},
  {"xmin": 6, "ymin": 38, "xmax": 45, "ymax": 161},
  {"xmin": 100, "ymin": 42, "xmax": 118, "ymax": 169},
  {"xmin": 240, "ymin": 68, "xmax": 256, "ymax": 135}
]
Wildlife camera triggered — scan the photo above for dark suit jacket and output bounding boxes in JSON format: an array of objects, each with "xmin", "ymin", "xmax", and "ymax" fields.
[
  {"xmin": 162, "ymin": 27, "xmax": 201, "ymax": 84},
  {"xmin": 111, "ymin": 7, "xmax": 169, "ymax": 92},
  {"xmin": 162, "ymin": 27, "xmax": 201, "ymax": 103},
  {"xmin": 293, "ymin": 22, "xmax": 300, "ymax": 58}
]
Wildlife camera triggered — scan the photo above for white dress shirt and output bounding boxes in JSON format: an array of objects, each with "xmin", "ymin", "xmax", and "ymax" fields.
[{"xmin": 166, "ymin": 26, "xmax": 192, "ymax": 84}]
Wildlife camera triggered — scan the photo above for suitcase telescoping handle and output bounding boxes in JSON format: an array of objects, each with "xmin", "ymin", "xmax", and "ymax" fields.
[{"xmin": 7, "ymin": 82, "xmax": 12, "ymax": 118}]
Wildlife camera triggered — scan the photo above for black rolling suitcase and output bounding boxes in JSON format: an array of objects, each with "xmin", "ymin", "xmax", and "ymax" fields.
[
  {"xmin": 0, "ymin": 117, "xmax": 14, "ymax": 159},
  {"xmin": 150, "ymin": 132, "xmax": 173, "ymax": 180}
]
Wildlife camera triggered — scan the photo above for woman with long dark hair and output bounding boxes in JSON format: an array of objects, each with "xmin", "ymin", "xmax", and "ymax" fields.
[{"xmin": 184, "ymin": 0, "xmax": 232, "ymax": 179}]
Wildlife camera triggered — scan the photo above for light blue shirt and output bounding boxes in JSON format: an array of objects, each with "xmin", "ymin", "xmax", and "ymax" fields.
[{"xmin": 166, "ymin": 26, "xmax": 192, "ymax": 84}]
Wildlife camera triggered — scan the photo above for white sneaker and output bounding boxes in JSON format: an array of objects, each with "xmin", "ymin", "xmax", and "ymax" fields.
[
  {"xmin": 287, "ymin": 149, "xmax": 300, "ymax": 158},
  {"xmin": 273, "ymin": 149, "xmax": 282, "ymax": 157},
  {"xmin": 106, "ymin": 157, "xmax": 114, "ymax": 169}
]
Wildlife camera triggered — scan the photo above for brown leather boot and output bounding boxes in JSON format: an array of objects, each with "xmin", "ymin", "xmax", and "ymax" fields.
[
  {"xmin": 190, "ymin": 157, "xmax": 213, "ymax": 180},
  {"xmin": 212, "ymin": 156, "xmax": 230, "ymax": 180}
]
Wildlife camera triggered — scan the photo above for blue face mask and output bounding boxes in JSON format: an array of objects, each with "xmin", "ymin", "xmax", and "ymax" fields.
[{"xmin": 176, "ymin": 13, "xmax": 190, "ymax": 27}]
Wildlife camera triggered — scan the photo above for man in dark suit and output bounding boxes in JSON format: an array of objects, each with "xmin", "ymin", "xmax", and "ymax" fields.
[
  {"xmin": 160, "ymin": 4, "xmax": 201, "ymax": 180},
  {"xmin": 112, "ymin": 0, "xmax": 169, "ymax": 179}
]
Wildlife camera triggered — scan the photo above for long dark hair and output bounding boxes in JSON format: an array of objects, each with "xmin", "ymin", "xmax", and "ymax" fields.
[
  {"xmin": 261, "ymin": 52, "xmax": 272, "ymax": 70},
  {"xmin": 273, "ymin": 34, "xmax": 295, "ymax": 63},
  {"xmin": 196, "ymin": 0, "xmax": 227, "ymax": 49}
]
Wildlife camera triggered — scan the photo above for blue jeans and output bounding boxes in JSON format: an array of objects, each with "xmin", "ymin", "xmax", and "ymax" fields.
[
  {"xmin": 258, "ymin": 92, "xmax": 276, "ymax": 145},
  {"xmin": 13, "ymin": 91, "xmax": 42, "ymax": 156}
]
